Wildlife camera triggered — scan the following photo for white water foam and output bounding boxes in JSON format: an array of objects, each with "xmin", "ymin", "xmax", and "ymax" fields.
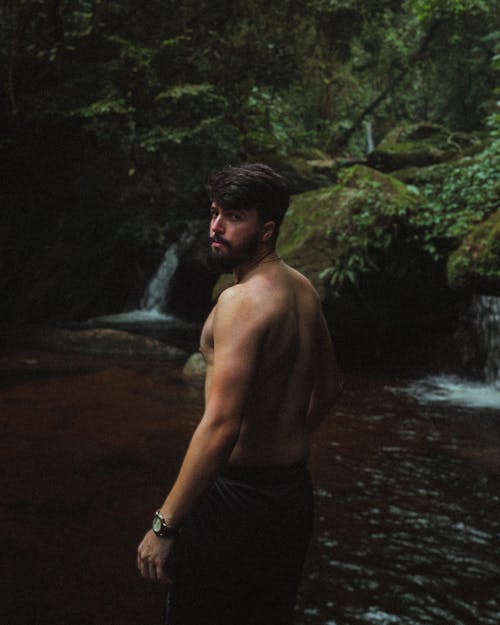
[
  {"xmin": 401, "ymin": 374, "xmax": 500, "ymax": 411},
  {"xmin": 91, "ymin": 309, "xmax": 175, "ymax": 324},
  {"xmin": 394, "ymin": 295, "xmax": 500, "ymax": 412},
  {"xmin": 87, "ymin": 230, "xmax": 196, "ymax": 327}
]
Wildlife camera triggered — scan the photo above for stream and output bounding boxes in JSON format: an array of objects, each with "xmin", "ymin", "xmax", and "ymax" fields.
[{"xmin": 1, "ymin": 351, "xmax": 498, "ymax": 625}]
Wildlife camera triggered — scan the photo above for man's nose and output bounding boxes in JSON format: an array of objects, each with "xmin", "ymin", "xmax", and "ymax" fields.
[{"xmin": 211, "ymin": 215, "xmax": 225, "ymax": 233}]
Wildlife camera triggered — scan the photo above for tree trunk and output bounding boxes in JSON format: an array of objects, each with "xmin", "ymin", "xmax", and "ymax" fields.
[{"xmin": 336, "ymin": 20, "xmax": 442, "ymax": 149}]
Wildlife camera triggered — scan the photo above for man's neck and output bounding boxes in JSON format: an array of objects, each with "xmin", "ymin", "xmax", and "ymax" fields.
[{"xmin": 233, "ymin": 248, "xmax": 281, "ymax": 283}]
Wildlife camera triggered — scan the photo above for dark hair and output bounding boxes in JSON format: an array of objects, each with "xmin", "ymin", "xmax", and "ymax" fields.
[{"xmin": 208, "ymin": 163, "xmax": 290, "ymax": 230}]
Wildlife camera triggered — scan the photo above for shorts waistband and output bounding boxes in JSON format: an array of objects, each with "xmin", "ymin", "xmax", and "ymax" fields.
[{"xmin": 220, "ymin": 459, "xmax": 309, "ymax": 485}]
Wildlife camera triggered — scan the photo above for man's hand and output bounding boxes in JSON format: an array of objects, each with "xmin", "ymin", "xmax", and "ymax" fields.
[{"xmin": 137, "ymin": 529, "xmax": 174, "ymax": 584}]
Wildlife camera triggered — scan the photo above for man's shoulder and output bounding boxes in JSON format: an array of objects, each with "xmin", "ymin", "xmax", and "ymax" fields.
[
  {"xmin": 216, "ymin": 264, "xmax": 319, "ymax": 312},
  {"xmin": 217, "ymin": 277, "xmax": 287, "ymax": 325},
  {"xmin": 213, "ymin": 285, "xmax": 274, "ymax": 340},
  {"xmin": 284, "ymin": 263, "xmax": 318, "ymax": 292},
  {"xmin": 216, "ymin": 280, "xmax": 270, "ymax": 312}
]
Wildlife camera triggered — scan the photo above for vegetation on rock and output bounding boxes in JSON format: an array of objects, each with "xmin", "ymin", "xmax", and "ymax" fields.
[
  {"xmin": 279, "ymin": 166, "xmax": 420, "ymax": 295},
  {"xmin": 447, "ymin": 211, "xmax": 500, "ymax": 292},
  {"xmin": 406, "ymin": 137, "xmax": 500, "ymax": 265},
  {"xmin": 367, "ymin": 122, "xmax": 482, "ymax": 171}
]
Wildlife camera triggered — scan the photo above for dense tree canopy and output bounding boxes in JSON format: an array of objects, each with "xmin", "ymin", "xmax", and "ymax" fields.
[{"xmin": 1, "ymin": 0, "xmax": 498, "ymax": 322}]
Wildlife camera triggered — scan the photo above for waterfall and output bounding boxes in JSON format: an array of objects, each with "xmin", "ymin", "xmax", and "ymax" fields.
[
  {"xmin": 365, "ymin": 120, "xmax": 375, "ymax": 155},
  {"xmin": 140, "ymin": 240, "xmax": 180, "ymax": 314},
  {"xmin": 89, "ymin": 230, "xmax": 194, "ymax": 325},
  {"xmin": 469, "ymin": 295, "xmax": 500, "ymax": 389},
  {"xmin": 393, "ymin": 294, "xmax": 500, "ymax": 410}
]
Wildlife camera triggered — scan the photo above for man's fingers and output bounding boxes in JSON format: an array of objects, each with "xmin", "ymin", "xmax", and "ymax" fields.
[
  {"xmin": 147, "ymin": 560, "xmax": 158, "ymax": 581},
  {"xmin": 137, "ymin": 531, "xmax": 173, "ymax": 583},
  {"xmin": 137, "ymin": 543, "xmax": 147, "ymax": 577},
  {"xmin": 155, "ymin": 563, "xmax": 172, "ymax": 585},
  {"xmin": 137, "ymin": 543, "xmax": 151, "ymax": 579},
  {"xmin": 137, "ymin": 545, "xmax": 167, "ymax": 583}
]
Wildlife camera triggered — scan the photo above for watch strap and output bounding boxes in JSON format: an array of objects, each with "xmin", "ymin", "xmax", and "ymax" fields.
[{"xmin": 152, "ymin": 510, "xmax": 179, "ymax": 538}]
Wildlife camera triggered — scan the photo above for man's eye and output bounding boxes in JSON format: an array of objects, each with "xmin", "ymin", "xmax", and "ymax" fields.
[{"xmin": 228, "ymin": 213, "xmax": 242, "ymax": 220}]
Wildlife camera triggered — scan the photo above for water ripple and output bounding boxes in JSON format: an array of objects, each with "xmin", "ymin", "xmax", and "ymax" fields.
[{"xmin": 297, "ymin": 375, "xmax": 500, "ymax": 625}]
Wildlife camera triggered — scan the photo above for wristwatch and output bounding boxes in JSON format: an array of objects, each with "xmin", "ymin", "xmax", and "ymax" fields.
[{"xmin": 152, "ymin": 510, "xmax": 179, "ymax": 539}]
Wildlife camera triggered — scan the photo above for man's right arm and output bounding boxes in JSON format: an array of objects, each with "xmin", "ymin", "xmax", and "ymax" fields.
[{"xmin": 306, "ymin": 312, "xmax": 341, "ymax": 431}]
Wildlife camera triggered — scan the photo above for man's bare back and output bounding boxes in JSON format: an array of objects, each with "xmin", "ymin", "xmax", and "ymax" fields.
[{"xmin": 200, "ymin": 259, "xmax": 334, "ymax": 466}]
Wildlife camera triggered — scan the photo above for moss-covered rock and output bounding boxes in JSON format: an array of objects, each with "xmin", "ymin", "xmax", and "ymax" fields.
[
  {"xmin": 278, "ymin": 165, "xmax": 419, "ymax": 296},
  {"xmin": 391, "ymin": 137, "xmax": 495, "ymax": 186},
  {"xmin": 182, "ymin": 352, "xmax": 206, "ymax": 386},
  {"xmin": 447, "ymin": 211, "xmax": 500, "ymax": 294},
  {"xmin": 211, "ymin": 274, "xmax": 233, "ymax": 301},
  {"xmin": 277, "ymin": 164, "xmax": 464, "ymax": 361},
  {"xmin": 368, "ymin": 122, "xmax": 479, "ymax": 172},
  {"xmin": 250, "ymin": 151, "xmax": 337, "ymax": 194}
]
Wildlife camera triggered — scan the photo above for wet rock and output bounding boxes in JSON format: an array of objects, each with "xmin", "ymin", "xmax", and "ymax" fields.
[
  {"xmin": 182, "ymin": 352, "xmax": 206, "ymax": 386},
  {"xmin": 19, "ymin": 326, "xmax": 187, "ymax": 360},
  {"xmin": 368, "ymin": 122, "xmax": 479, "ymax": 172}
]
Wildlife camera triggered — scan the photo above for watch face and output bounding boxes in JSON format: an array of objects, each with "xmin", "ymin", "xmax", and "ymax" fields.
[{"xmin": 152, "ymin": 515, "xmax": 163, "ymax": 534}]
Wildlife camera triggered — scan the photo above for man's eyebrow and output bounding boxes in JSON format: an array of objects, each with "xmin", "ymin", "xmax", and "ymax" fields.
[{"xmin": 210, "ymin": 204, "xmax": 246, "ymax": 214}]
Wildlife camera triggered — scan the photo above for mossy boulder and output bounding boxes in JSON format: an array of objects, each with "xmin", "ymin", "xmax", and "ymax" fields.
[
  {"xmin": 250, "ymin": 151, "xmax": 337, "ymax": 194},
  {"xmin": 277, "ymin": 165, "xmax": 419, "ymax": 297},
  {"xmin": 211, "ymin": 274, "xmax": 233, "ymax": 301},
  {"xmin": 391, "ymin": 137, "xmax": 495, "ymax": 187},
  {"xmin": 277, "ymin": 164, "xmax": 461, "ymax": 361},
  {"xmin": 182, "ymin": 352, "xmax": 206, "ymax": 386},
  {"xmin": 447, "ymin": 211, "xmax": 500, "ymax": 294},
  {"xmin": 368, "ymin": 122, "xmax": 479, "ymax": 172}
]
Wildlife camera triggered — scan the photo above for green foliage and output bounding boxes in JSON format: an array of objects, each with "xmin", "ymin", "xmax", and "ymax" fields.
[
  {"xmin": 1, "ymin": 0, "xmax": 499, "ymax": 321},
  {"xmin": 410, "ymin": 0, "xmax": 493, "ymax": 22},
  {"xmin": 241, "ymin": 86, "xmax": 316, "ymax": 153},
  {"xmin": 327, "ymin": 169, "xmax": 417, "ymax": 289},
  {"xmin": 447, "ymin": 209, "xmax": 500, "ymax": 289},
  {"xmin": 2, "ymin": 0, "xmax": 497, "ymax": 168},
  {"xmin": 411, "ymin": 139, "xmax": 500, "ymax": 261}
]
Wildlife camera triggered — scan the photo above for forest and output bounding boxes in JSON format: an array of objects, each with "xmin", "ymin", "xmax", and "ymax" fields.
[
  {"xmin": 1, "ymin": 0, "xmax": 499, "ymax": 360},
  {"xmin": 2, "ymin": 4, "xmax": 500, "ymax": 625}
]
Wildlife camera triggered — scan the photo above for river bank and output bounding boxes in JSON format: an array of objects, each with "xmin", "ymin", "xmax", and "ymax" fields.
[{"xmin": 1, "ymin": 350, "xmax": 499, "ymax": 625}]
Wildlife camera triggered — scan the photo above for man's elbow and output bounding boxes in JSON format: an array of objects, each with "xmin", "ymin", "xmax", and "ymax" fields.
[{"xmin": 198, "ymin": 413, "xmax": 241, "ymax": 452}]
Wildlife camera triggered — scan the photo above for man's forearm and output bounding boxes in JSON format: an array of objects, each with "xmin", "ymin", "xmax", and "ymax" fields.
[{"xmin": 158, "ymin": 416, "xmax": 240, "ymax": 527}]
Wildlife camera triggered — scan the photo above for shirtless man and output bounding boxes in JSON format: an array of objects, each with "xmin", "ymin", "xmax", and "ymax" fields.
[{"xmin": 137, "ymin": 163, "xmax": 340, "ymax": 625}]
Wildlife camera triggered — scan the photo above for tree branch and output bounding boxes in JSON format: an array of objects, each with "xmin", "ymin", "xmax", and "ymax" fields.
[{"xmin": 335, "ymin": 19, "xmax": 443, "ymax": 150}]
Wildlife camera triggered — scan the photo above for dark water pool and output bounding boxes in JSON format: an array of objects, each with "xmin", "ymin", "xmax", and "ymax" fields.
[
  {"xmin": 1, "ymin": 352, "xmax": 499, "ymax": 625},
  {"xmin": 300, "ymin": 377, "xmax": 500, "ymax": 625}
]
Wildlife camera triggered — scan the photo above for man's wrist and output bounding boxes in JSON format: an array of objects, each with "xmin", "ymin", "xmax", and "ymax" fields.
[{"xmin": 152, "ymin": 510, "xmax": 180, "ymax": 539}]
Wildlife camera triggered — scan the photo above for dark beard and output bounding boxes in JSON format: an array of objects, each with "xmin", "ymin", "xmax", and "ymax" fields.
[{"xmin": 207, "ymin": 231, "xmax": 260, "ymax": 273}]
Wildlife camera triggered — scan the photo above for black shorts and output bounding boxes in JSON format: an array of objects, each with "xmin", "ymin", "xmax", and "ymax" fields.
[{"xmin": 165, "ymin": 461, "xmax": 314, "ymax": 625}]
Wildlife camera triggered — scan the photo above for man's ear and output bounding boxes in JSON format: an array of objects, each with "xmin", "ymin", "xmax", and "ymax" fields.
[{"xmin": 261, "ymin": 220, "xmax": 276, "ymax": 242}]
